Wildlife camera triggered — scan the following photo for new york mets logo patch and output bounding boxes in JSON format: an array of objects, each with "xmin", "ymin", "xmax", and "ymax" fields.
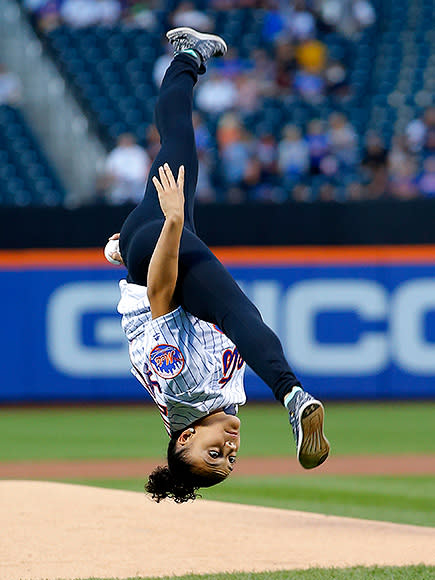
[{"xmin": 149, "ymin": 344, "xmax": 185, "ymax": 379}]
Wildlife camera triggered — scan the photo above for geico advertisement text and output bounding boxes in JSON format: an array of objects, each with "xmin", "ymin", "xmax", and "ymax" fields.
[{"xmin": 0, "ymin": 252, "xmax": 434, "ymax": 401}]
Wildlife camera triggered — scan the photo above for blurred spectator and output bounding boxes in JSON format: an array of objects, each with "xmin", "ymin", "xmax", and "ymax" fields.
[
  {"xmin": 216, "ymin": 112, "xmax": 243, "ymax": 150},
  {"xmin": 235, "ymin": 72, "xmax": 261, "ymax": 116},
  {"xmin": 278, "ymin": 124, "xmax": 310, "ymax": 179},
  {"xmin": 25, "ymin": 0, "xmax": 61, "ymax": 31},
  {"xmin": 318, "ymin": 151, "xmax": 339, "ymax": 179},
  {"xmin": 417, "ymin": 157, "xmax": 435, "ymax": 197},
  {"xmin": 362, "ymin": 131, "xmax": 387, "ymax": 169},
  {"xmin": 293, "ymin": 69, "xmax": 325, "ymax": 104},
  {"xmin": 319, "ymin": 0, "xmax": 375, "ymax": 38},
  {"xmin": 325, "ymin": 59, "xmax": 350, "ymax": 99},
  {"xmin": 251, "ymin": 49, "xmax": 277, "ymax": 95},
  {"xmin": 406, "ymin": 110, "xmax": 429, "ymax": 153},
  {"xmin": 389, "ymin": 157, "xmax": 419, "ymax": 200},
  {"xmin": 196, "ymin": 152, "xmax": 216, "ymax": 203},
  {"xmin": 423, "ymin": 107, "xmax": 435, "ymax": 154},
  {"xmin": 0, "ymin": 64, "xmax": 22, "ymax": 105},
  {"xmin": 361, "ymin": 132, "xmax": 388, "ymax": 198},
  {"xmin": 246, "ymin": 131, "xmax": 285, "ymax": 203},
  {"xmin": 103, "ymin": 133, "xmax": 150, "ymax": 204},
  {"xmin": 306, "ymin": 119, "xmax": 329, "ymax": 173},
  {"xmin": 193, "ymin": 111, "xmax": 213, "ymax": 154},
  {"xmin": 220, "ymin": 129, "xmax": 253, "ymax": 191},
  {"xmin": 256, "ymin": 132, "xmax": 279, "ymax": 183},
  {"xmin": 193, "ymin": 111, "xmax": 215, "ymax": 202},
  {"xmin": 388, "ymin": 134, "xmax": 411, "ymax": 176},
  {"xmin": 123, "ymin": 0, "xmax": 158, "ymax": 30},
  {"xmin": 215, "ymin": 47, "xmax": 252, "ymax": 79},
  {"xmin": 274, "ymin": 40, "xmax": 297, "ymax": 91},
  {"xmin": 153, "ymin": 45, "xmax": 172, "ymax": 87},
  {"xmin": 291, "ymin": 183, "xmax": 311, "ymax": 202},
  {"xmin": 346, "ymin": 180, "xmax": 365, "ymax": 201},
  {"xmin": 262, "ymin": 2, "xmax": 288, "ymax": 43},
  {"xmin": 171, "ymin": 1, "xmax": 213, "ymax": 32},
  {"xmin": 289, "ymin": 0, "xmax": 316, "ymax": 40},
  {"xmin": 296, "ymin": 38, "xmax": 327, "ymax": 74},
  {"xmin": 242, "ymin": 157, "xmax": 272, "ymax": 202},
  {"xmin": 60, "ymin": 0, "xmax": 121, "ymax": 28},
  {"xmin": 196, "ymin": 71, "xmax": 237, "ymax": 115},
  {"xmin": 96, "ymin": 0, "xmax": 121, "ymax": 26},
  {"xmin": 327, "ymin": 112, "xmax": 358, "ymax": 167},
  {"xmin": 61, "ymin": 0, "xmax": 94, "ymax": 28},
  {"xmin": 258, "ymin": 132, "xmax": 279, "ymax": 171},
  {"xmin": 318, "ymin": 182, "xmax": 337, "ymax": 202},
  {"xmin": 353, "ymin": 0, "xmax": 376, "ymax": 31}
]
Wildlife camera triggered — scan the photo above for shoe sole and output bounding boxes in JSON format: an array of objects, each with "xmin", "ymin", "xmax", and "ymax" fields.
[
  {"xmin": 166, "ymin": 27, "xmax": 228, "ymax": 56},
  {"xmin": 297, "ymin": 401, "xmax": 330, "ymax": 469}
]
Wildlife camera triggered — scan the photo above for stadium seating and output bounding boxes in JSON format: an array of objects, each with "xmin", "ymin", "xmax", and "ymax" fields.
[
  {"xmin": 47, "ymin": 26, "xmax": 161, "ymax": 145},
  {"xmin": 0, "ymin": 105, "xmax": 66, "ymax": 206},
  {"xmin": 2, "ymin": 0, "xmax": 432, "ymax": 205},
  {"xmin": 44, "ymin": 13, "xmax": 377, "ymax": 150},
  {"xmin": 367, "ymin": 0, "xmax": 433, "ymax": 145}
]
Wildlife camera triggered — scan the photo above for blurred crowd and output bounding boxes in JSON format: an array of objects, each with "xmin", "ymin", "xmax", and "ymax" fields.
[
  {"xmin": 97, "ymin": 106, "xmax": 435, "ymax": 205},
  {"xmin": 13, "ymin": 0, "xmax": 435, "ymax": 203},
  {"xmin": 25, "ymin": 0, "xmax": 375, "ymax": 36}
]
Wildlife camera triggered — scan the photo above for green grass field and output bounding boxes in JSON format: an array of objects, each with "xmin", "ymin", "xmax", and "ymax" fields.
[
  {"xmin": 80, "ymin": 567, "xmax": 435, "ymax": 580},
  {"xmin": 2, "ymin": 402, "xmax": 434, "ymax": 460},
  {"xmin": 2, "ymin": 402, "xmax": 434, "ymax": 580}
]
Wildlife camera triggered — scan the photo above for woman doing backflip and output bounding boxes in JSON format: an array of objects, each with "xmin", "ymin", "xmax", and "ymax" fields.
[{"xmin": 106, "ymin": 27, "xmax": 330, "ymax": 503}]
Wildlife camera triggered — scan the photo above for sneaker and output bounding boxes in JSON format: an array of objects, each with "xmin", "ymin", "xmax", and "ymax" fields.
[
  {"xmin": 166, "ymin": 27, "xmax": 227, "ymax": 65},
  {"xmin": 287, "ymin": 388, "xmax": 330, "ymax": 469}
]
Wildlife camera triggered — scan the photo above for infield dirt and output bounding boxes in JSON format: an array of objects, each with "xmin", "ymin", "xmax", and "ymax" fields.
[
  {"xmin": 1, "ymin": 454, "xmax": 434, "ymax": 479},
  {"xmin": 1, "ymin": 480, "xmax": 434, "ymax": 580}
]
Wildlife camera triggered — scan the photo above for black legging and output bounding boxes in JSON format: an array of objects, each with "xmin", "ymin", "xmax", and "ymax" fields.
[{"xmin": 120, "ymin": 53, "xmax": 300, "ymax": 404}]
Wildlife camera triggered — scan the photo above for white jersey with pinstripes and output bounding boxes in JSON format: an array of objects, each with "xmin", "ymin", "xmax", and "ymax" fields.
[{"xmin": 118, "ymin": 280, "xmax": 246, "ymax": 435}]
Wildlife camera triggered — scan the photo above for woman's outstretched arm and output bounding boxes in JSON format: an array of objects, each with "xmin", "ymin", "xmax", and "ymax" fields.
[{"xmin": 147, "ymin": 163, "xmax": 185, "ymax": 319}]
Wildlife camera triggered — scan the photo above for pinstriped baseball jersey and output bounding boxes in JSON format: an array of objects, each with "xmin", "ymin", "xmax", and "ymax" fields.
[{"xmin": 118, "ymin": 280, "xmax": 246, "ymax": 435}]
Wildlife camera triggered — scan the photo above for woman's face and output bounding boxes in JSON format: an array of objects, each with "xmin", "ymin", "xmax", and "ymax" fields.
[{"xmin": 177, "ymin": 411, "xmax": 241, "ymax": 479}]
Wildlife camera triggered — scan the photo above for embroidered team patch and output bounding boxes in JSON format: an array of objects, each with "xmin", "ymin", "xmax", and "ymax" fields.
[{"xmin": 149, "ymin": 344, "xmax": 185, "ymax": 379}]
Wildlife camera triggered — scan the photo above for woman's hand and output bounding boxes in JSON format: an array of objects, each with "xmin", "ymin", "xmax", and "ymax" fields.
[
  {"xmin": 152, "ymin": 164, "xmax": 185, "ymax": 223},
  {"xmin": 105, "ymin": 232, "xmax": 124, "ymax": 265}
]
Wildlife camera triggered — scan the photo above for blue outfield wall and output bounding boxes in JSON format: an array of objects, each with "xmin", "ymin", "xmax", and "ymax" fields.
[{"xmin": 1, "ymin": 256, "xmax": 435, "ymax": 402}]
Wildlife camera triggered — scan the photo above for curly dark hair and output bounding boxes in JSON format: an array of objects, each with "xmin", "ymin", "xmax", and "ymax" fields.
[{"xmin": 145, "ymin": 432, "xmax": 227, "ymax": 503}]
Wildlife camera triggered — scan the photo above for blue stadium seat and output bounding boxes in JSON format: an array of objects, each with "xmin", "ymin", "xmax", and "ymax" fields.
[{"xmin": 0, "ymin": 105, "xmax": 65, "ymax": 206}]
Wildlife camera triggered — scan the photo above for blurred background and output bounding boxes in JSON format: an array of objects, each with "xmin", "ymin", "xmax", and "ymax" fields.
[{"xmin": 0, "ymin": 0, "xmax": 434, "ymax": 404}]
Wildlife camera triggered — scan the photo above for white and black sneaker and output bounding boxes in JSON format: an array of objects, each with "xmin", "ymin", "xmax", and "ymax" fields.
[
  {"xmin": 286, "ymin": 387, "xmax": 330, "ymax": 469},
  {"xmin": 166, "ymin": 27, "xmax": 227, "ymax": 67}
]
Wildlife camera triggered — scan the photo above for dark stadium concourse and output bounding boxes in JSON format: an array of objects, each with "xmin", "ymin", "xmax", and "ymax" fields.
[{"xmin": 0, "ymin": 199, "xmax": 435, "ymax": 248}]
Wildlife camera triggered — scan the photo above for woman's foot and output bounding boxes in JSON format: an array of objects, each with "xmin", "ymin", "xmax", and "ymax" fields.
[
  {"xmin": 166, "ymin": 27, "xmax": 227, "ymax": 70},
  {"xmin": 286, "ymin": 387, "xmax": 330, "ymax": 469}
]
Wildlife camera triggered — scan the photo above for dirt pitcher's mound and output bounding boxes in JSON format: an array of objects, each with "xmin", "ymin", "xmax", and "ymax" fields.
[{"xmin": 1, "ymin": 481, "xmax": 434, "ymax": 580}]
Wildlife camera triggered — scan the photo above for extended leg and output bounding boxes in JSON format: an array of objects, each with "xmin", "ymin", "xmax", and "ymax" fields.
[
  {"xmin": 121, "ymin": 52, "xmax": 200, "ymax": 263},
  {"xmin": 177, "ymin": 229, "xmax": 330, "ymax": 468},
  {"xmin": 121, "ymin": 28, "xmax": 227, "ymax": 266},
  {"xmin": 145, "ymin": 54, "xmax": 200, "ymax": 231},
  {"xmin": 175, "ymin": 229, "xmax": 301, "ymax": 404}
]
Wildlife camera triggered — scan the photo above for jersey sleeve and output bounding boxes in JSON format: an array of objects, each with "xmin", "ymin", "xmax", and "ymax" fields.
[{"xmin": 144, "ymin": 307, "xmax": 215, "ymax": 394}]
